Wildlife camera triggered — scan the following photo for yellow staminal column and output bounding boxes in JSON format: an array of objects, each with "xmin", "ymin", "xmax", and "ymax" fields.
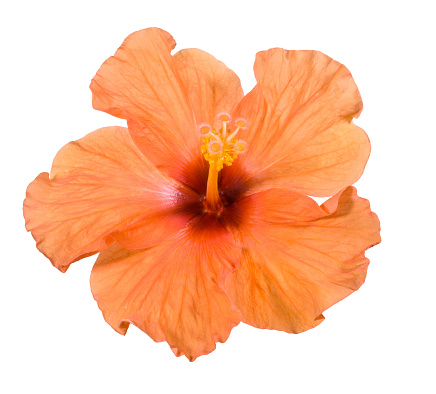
[
  {"xmin": 199, "ymin": 114, "xmax": 248, "ymax": 213},
  {"xmin": 206, "ymin": 165, "xmax": 221, "ymax": 212}
]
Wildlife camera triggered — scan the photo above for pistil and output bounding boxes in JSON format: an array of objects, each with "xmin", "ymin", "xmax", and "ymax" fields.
[{"xmin": 199, "ymin": 113, "xmax": 248, "ymax": 213}]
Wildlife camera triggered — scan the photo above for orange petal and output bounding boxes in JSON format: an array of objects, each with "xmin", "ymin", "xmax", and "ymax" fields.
[
  {"xmin": 173, "ymin": 48, "xmax": 244, "ymax": 128},
  {"xmin": 222, "ymin": 186, "xmax": 380, "ymax": 333},
  {"xmin": 24, "ymin": 126, "xmax": 200, "ymax": 273},
  {"xmin": 91, "ymin": 214, "xmax": 242, "ymax": 361},
  {"xmin": 90, "ymin": 28, "xmax": 199, "ymax": 180},
  {"xmin": 170, "ymin": 49, "xmax": 244, "ymax": 193},
  {"xmin": 222, "ymin": 49, "xmax": 369, "ymax": 197}
]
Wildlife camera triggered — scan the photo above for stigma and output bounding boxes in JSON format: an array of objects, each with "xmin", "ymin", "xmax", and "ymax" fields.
[{"xmin": 199, "ymin": 113, "xmax": 247, "ymax": 172}]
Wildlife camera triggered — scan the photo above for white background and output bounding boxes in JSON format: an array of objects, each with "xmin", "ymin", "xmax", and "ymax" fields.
[{"xmin": 1, "ymin": 1, "xmax": 435, "ymax": 393}]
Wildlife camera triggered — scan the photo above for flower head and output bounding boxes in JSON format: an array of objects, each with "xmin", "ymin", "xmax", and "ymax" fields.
[{"xmin": 24, "ymin": 28, "xmax": 380, "ymax": 361}]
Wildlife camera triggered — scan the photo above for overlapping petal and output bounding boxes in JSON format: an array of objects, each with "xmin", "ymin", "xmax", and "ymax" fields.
[
  {"xmin": 173, "ymin": 48, "xmax": 244, "ymax": 129},
  {"xmin": 222, "ymin": 49, "xmax": 369, "ymax": 198},
  {"xmin": 222, "ymin": 186, "xmax": 380, "ymax": 333},
  {"xmin": 24, "ymin": 126, "xmax": 200, "ymax": 272},
  {"xmin": 171, "ymin": 48, "xmax": 244, "ymax": 193},
  {"xmin": 90, "ymin": 28, "xmax": 198, "ymax": 178},
  {"xmin": 91, "ymin": 214, "xmax": 242, "ymax": 361}
]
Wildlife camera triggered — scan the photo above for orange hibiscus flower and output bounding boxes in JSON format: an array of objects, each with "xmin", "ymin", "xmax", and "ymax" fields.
[{"xmin": 24, "ymin": 28, "xmax": 380, "ymax": 361}]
